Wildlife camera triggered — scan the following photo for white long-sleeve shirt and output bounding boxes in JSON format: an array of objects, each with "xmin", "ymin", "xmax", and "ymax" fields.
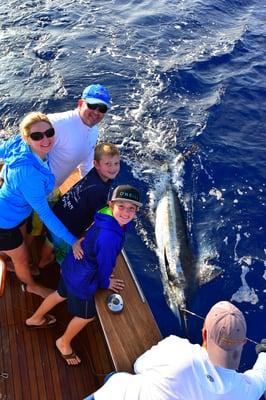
[
  {"xmin": 92, "ymin": 336, "xmax": 266, "ymax": 400},
  {"xmin": 48, "ymin": 109, "xmax": 98, "ymax": 187}
]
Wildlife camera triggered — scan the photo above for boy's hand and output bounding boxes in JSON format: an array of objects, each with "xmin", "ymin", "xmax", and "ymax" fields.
[
  {"xmin": 109, "ymin": 278, "xmax": 124, "ymax": 292},
  {"xmin": 72, "ymin": 238, "xmax": 84, "ymax": 260}
]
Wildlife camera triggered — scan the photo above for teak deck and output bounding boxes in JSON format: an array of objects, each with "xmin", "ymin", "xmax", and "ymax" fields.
[
  {"xmin": 0, "ymin": 259, "xmax": 112, "ymax": 400},
  {"xmin": 0, "ymin": 170, "xmax": 162, "ymax": 399},
  {"xmin": 95, "ymin": 251, "xmax": 162, "ymax": 372}
]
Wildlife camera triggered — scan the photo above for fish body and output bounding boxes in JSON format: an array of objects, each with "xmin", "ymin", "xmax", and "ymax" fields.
[
  {"xmin": 155, "ymin": 188, "xmax": 188, "ymax": 310},
  {"xmin": 155, "ymin": 187, "xmax": 221, "ymax": 330}
]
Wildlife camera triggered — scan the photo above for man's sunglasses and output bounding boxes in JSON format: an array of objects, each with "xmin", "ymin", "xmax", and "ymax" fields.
[
  {"xmin": 29, "ymin": 127, "xmax": 55, "ymax": 141},
  {"xmin": 85, "ymin": 102, "xmax": 108, "ymax": 114}
]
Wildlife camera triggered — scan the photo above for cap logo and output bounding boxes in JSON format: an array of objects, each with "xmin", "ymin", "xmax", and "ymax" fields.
[
  {"xmin": 220, "ymin": 336, "xmax": 246, "ymax": 345},
  {"xmin": 111, "ymin": 185, "xmax": 142, "ymax": 207},
  {"xmin": 119, "ymin": 191, "xmax": 139, "ymax": 201}
]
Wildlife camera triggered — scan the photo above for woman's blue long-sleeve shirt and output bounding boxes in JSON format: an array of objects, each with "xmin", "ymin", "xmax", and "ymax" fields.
[{"xmin": 0, "ymin": 135, "xmax": 76, "ymax": 245}]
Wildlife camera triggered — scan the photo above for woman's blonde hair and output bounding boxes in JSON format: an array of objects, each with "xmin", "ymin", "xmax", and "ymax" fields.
[{"xmin": 20, "ymin": 112, "xmax": 51, "ymax": 137}]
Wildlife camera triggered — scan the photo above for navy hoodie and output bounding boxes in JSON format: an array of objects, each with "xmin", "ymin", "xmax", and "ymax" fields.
[{"xmin": 53, "ymin": 167, "xmax": 113, "ymax": 237}]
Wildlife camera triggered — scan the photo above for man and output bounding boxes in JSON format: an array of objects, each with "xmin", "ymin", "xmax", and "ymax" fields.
[
  {"xmin": 48, "ymin": 83, "xmax": 110, "ymax": 187},
  {"xmin": 86, "ymin": 301, "xmax": 266, "ymax": 399}
]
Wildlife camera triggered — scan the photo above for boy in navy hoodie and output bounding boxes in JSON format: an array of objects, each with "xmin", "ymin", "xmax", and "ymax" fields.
[
  {"xmin": 53, "ymin": 142, "xmax": 120, "ymax": 237},
  {"xmin": 25, "ymin": 185, "xmax": 142, "ymax": 366}
]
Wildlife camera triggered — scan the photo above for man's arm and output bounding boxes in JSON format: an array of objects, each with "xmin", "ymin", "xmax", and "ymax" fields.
[{"xmin": 244, "ymin": 340, "xmax": 266, "ymax": 398}]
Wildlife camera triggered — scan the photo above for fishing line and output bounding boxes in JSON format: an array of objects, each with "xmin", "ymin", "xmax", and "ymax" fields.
[{"xmin": 180, "ymin": 307, "xmax": 259, "ymax": 345}]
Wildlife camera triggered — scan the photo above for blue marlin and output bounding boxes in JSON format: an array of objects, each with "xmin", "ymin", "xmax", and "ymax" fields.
[{"xmin": 155, "ymin": 186, "xmax": 221, "ymax": 331}]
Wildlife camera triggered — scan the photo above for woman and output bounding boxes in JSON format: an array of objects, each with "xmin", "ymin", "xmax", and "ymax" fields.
[{"xmin": 0, "ymin": 112, "xmax": 83, "ymax": 298}]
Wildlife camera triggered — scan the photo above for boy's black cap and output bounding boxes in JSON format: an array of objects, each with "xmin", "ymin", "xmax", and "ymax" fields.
[{"xmin": 111, "ymin": 185, "xmax": 142, "ymax": 207}]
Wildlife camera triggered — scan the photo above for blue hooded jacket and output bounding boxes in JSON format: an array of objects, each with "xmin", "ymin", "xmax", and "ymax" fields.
[
  {"xmin": 0, "ymin": 135, "xmax": 76, "ymax": 245},
  {"xmin": 61, "ymin": 207, "xmax": 128, "ymax": 300}
]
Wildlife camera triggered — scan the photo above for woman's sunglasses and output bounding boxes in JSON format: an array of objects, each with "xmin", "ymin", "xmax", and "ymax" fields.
[
  {"xmin": 29, "ymin": 127, "xmax": 55, "ymax": 141},
  {"xmin": 85, "ymin": 102, "xmax": 108, "ymax": 114}
]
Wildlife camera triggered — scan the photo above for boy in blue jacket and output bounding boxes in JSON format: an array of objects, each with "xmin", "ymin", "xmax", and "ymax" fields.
[{"xmin": 25, "ymin": 185, "xmax": 142, "ymax": 366}]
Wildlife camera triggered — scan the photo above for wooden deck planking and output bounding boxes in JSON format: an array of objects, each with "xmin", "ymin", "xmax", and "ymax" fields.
[
  {"xmin": 0, "ymin": 265, "xmax": 113, "ymax": 400},
  {"xmin": 95, "ymin": 252, "xmax": 162, "ymax": 372}
]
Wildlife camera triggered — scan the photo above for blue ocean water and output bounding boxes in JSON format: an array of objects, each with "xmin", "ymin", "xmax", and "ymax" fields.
[{"xmin": 0, "ymin": 0, "xmax": 265, "ymax": 374}]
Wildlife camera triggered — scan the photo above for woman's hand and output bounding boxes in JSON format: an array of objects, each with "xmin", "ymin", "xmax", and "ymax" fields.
[
  {"xmin": 108, "ymin": 277, "xmax": 124, "ymax": 292},
  {"xmin": 72, "ymin": 238, "xmax": 84, "ymax": 260}
]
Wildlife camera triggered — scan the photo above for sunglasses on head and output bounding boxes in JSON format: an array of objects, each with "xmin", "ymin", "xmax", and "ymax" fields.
[
  {"xmin": 85, "ymin": 102, "xmax": 108, "ymax": 114},
  {"xmin": 29, "ymin": 127, "xmax": 55, "ymax": 141}
]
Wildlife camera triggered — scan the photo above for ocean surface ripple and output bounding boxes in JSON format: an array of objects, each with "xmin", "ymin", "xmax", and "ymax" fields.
[{"xmin": 0, "ymin": 0, "xmax": 265, "ymax": 372}]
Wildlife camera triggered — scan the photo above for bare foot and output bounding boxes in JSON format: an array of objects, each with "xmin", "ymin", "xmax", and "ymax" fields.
[
  {"xmin": 26, "ymin": 284, "xmax": 53, "ymax": 299},
  {"xmin": 25, "ymin": 314, "xmax": 56, "ymax": 328},
  {"xmin": 26, "ymin": 316, "xmax": 44, "ymax": 326},
  {"xmin": 55, "ymin": 338, "xmax": 81, "ymax": 366}
]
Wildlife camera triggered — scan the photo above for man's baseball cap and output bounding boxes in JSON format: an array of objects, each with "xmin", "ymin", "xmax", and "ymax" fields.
[
  {"xmin": 110, "ymin": 185, "xmax": 142, "ymax": 207},
  {"xmin": 205, "ymin": 301, "xmax": 247, "ymax": 369},
  {"xmin": 82, "ymin": 84, "xmax": 110, "ymax": 108}
]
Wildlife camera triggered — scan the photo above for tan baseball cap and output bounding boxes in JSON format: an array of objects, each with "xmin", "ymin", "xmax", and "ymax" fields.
[{"xmin": 205, "ymin": 301, "xmax": 247, "ymax": 369}]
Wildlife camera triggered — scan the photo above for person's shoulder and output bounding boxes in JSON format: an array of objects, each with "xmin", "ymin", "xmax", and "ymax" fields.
[
  {"xmin": 48, "ymin": 109, "xmax": 78, "ymax": 124},
  {"xmin": 159, "ymin": 335, "xmax": 198, "ymax": 352},
  {"xmin": 164, "ymin": 335, "xmax": 190, "ymax": 345},
  {"xmin": 4, "ymin": 134, "xmax": 23, "ymax": 152},
  {"xmin": 82, "ymin": 167, "xmax": 100, "ymax": 183},
  {"xmin": 97, "ymin": 213, "xmax": 122, "ymax": 229},
  {"xmin": 70, "ymin": 169, "xmax": 104, "ymax": 194},
  {"xmin": 94, "ymin": 214, "xmax": 124, "ymax": 240},
  {"xmin": 7, "ymin": 141, "xmax": 36, "ymax": 171},
  {"xmin": 90, "ymin": 168, "xmax": 112, "ymax": 186}
]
